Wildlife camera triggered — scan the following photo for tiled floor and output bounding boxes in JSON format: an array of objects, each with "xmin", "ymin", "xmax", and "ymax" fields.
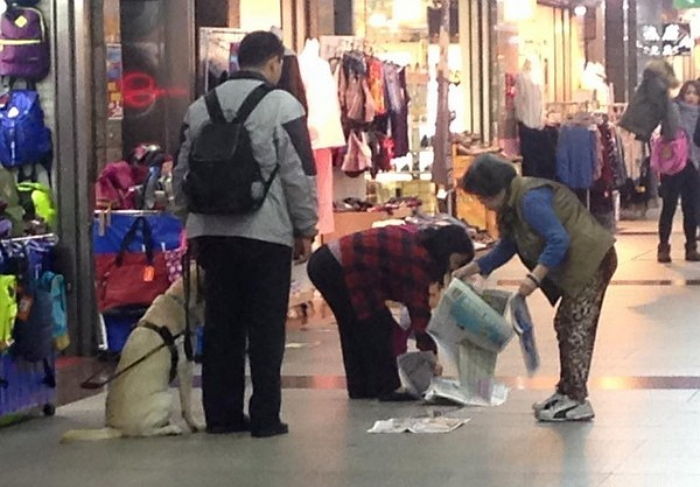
[{"xmin": 4, "ymin": 218, "xmax": 700, "ymax": 486}]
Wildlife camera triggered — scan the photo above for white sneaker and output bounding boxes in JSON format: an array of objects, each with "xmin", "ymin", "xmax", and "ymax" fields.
[
  {"xmin": 532, "ymin": 392, "xmax": 565, "ymax": 412},
  {"xmin": 535, "ymin": 395, "xmax": 595, "ymax": 422}
]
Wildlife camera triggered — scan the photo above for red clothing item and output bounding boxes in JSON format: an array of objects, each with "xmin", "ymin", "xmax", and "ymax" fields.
[{"xmin": 339, "ymin": 226, "xmax": 436, "ymax": 351}]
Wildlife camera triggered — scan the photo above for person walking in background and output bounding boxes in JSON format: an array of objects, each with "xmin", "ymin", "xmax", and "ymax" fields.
[
  {"xmin": 620, "ymin": 59, "xmax": 679, "ymax": 143},
  {"xmin": 455, "ymin": 155, "xmax": 616, "ymax": 422},
  {"xmin": 174, "ymin": 31, "xmax": 318, "ymax": 438},
  {"xmin": 307, "ymin": 224, "xmax": 474, "ymax": 401},
  {"xmin": 656, "ymin": 81, "xmax": 700, "ymax": 263}
]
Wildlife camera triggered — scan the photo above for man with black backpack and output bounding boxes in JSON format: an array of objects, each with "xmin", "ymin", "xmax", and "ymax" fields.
[{"xmin": 174, "ymin": 31, "xmax": 318, "ymax": 438}]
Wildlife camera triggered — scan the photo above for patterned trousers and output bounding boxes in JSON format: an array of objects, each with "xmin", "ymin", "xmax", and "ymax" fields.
[{"xmin": 554, "ymin": 248, "xmax": 617, "ymax": 401}]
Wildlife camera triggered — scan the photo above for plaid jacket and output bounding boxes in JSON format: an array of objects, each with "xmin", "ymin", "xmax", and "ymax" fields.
[{"xmin": 339, "ymin": 225, "xmax": 436, "ymax": 348}]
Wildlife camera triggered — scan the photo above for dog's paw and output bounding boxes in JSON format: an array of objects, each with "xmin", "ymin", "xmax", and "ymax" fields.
[
  {"xmin": 185, "ymin": 417, "xmax": 206, "ymax": 433},
  {"xmin": 150, "ymin": 424, "xmax": 184, "ymax": 437}
]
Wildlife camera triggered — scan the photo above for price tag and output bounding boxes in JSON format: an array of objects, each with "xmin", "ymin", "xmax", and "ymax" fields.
[
  {"xmin": 17, "ymin": 294, "xmax": 33, "ymax": 322},
  {"xmin": 143, "ymin": 266, "xmax": 155, "ymax": 283}
]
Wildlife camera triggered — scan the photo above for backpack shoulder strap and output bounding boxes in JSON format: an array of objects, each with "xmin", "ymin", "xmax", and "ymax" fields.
[
  {"xmin": 234, "ymin": 84, "xmax": 273, "ymax": 124},
  {"xmin": 203, "ymin": 89, "xmax": 226, "ymax": 124}
]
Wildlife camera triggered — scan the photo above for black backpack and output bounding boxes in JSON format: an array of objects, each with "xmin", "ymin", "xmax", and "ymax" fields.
[{"xmin": 183, "ymin": 84, "xmax": 279, "ymax": 215}]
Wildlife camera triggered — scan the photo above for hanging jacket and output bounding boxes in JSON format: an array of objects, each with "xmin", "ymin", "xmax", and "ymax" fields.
[
  {"xmin": 556, "ymin": 125, "xmax": 597, "ymax": 189},
  {"xmin": 619, "ymin": 60, "xmax": 680, "ymax": 142},
  {"xmin": 297, "ymin": 39, "xmax": 346, "ymax": 150}
]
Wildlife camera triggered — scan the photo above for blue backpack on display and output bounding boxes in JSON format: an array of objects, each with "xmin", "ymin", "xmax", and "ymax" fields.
[{"xmin": 0, "ymin": 89, "xmax": 52, "ymax": 168}]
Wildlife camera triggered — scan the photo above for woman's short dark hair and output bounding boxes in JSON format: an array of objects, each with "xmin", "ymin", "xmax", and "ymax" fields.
[
  {"xmin": 238, "ymin": 31, "xmax": 285, "ymax": 69},
  {"xmin": 460, "ymin": 154, "xmax": 517, "ymax": 197},
  {"xmin": 676, "ymin": 80, "xmax": 700, "ymax": 102},
  {"xmin": 419, "ymin": 225, "xmax": 474, "ymax": 282}
]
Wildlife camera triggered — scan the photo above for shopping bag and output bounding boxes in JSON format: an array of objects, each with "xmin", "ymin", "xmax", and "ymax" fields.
[
  {"xmin": 95, "ymin": 216, "xmax": 170, "ymax": 312},
  {"xmin": 92, "ymin": 212, "xmax": 182, "ymax": 255}
]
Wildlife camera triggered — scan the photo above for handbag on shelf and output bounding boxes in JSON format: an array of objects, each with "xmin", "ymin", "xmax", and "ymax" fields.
[{"xmin": 95, "ymin": 216, "xmax": 170, "ymax": 312}]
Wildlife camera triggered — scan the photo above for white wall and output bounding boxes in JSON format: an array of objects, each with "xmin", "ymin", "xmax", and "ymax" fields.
[{"xmin": 240, "ymin": 0, "xmax": 281, "ymax": 31}]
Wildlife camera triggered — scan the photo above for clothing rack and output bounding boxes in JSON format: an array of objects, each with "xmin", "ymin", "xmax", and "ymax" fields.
[
  {"xmin": 546, "ymin": 102, "xmax": 596, "ymax": 211},
  {"xmin": 609, "ymin": 103, "xmax": 627, "ymax": 124},
  {"xmin": 545, "ymin": 101, "xmax": 592, "ymax": 124},
  {"xmin": 2, "ymin": 233, "xmax": 57, "ymax": 243}
]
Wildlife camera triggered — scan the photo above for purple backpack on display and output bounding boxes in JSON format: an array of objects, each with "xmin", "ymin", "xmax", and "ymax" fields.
[{"xmin": 0, "ymin": 7, "xmax": 50, "ymax": 81}]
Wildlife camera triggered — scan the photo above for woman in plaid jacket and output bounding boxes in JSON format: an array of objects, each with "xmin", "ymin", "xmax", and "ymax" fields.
[{"xmin": 307, "ymin": 224, "xmax": 474, "ymax": 401}]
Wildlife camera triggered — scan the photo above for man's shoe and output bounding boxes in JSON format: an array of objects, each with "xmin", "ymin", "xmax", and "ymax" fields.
[
  {"xmin": 532, "ymin": 392, "xmax": 565, "ymax": 412},
  {"xmin": 251, "ymin": 422, "xmax": 289, "ymax": 438},
  {"xmin": 685, "ymin": 246, "xmax": 700, "ymax": 262},
  {"xmin": 206, "ymin": 415, "xmax": 251, "ymax": 434},
  {"xmin": 535, "ymin": 396, "xmax": 594, "ymax": 422},
  {"xmin": 658, "ymin": 243, "xmax": 671, "ymax": 263}
]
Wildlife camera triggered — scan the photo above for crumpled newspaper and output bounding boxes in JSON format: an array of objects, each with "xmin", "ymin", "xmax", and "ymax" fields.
[
  {"xmin": 397, "ymin": 351, "xmax": 438, "ymax": 397},
  {"xmin": 367, "ymin": 417, "xmax": 470, "ymax": 434},
  {"xmin": 424, "ymin": 377, "xmax": 509, "ymax": 407}
]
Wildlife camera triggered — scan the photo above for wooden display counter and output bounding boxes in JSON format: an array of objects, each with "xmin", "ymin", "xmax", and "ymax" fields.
[
  {"xmin": 322, "ymin": 206, "xmax": 413, "ymax": 242},
  {"xmin": 453, "ymin": 147, "xmax": 501, "ymax": 238}
]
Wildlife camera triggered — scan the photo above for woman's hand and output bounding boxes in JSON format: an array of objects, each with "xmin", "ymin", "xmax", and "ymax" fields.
[
  {"xmin": 452, "ymin": 261, "xmax": 480, "ymax": 281},
  {"xmin": 518, "ymin": 277, "xmax": 539, "ymax": 297},
  {"xmin": 432, "ymin": 362, "xmax": 444, "ymax": 377},
  {"xmin": 518, "ymin": 265, "xmax": 549, "ymax": 297}
]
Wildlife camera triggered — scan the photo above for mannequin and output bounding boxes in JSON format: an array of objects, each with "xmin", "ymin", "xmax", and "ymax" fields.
[
  {"xmin": 298, "ymin": 38, "xmax": 346, "ymax": 236},
  {"xmin": 514, "ymin": 58, "xmax": 544, "ymax": 129}
]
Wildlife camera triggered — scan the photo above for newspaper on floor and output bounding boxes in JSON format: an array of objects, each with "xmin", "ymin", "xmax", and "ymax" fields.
[
  {"xmin": 424, "ymin": 377, "xmax": 509, "ymax": 407},
  {"xmin": 397, "ymin": 351, "xmax": 437, "ymax": 397},
  {"xmin": 367, "ymin": 416, "xmax": 470, "ymax": 434}
]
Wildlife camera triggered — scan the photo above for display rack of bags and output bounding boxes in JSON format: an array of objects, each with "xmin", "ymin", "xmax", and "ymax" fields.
[
  {"xmin": 0, "ymin": 234, "xmax": 67, "ymax": 420},
  {"xmin": 93, "ymin": 210, "xmax": 183, "ymax": 353}
]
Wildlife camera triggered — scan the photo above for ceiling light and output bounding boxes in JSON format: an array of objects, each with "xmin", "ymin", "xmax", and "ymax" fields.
[{"xmin": 574, "ymin": 5, "xmax": 587, "ymax": 17}]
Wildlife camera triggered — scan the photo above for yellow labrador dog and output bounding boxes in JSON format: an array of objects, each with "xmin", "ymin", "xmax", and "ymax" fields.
[{"xmin": 62, "ymin": 272, "xmax": 204, "ymax": 442}]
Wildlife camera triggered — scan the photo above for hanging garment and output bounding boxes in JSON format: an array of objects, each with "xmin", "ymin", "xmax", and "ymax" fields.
[
  {"xmin": 366, "ymin": 56, "xmax": 387, "ymax": 116},
  {"xmin": 313, "ymin": 149, "xmax": 335, "ymax": 235},
  {"xmin": 384, "ymin": 65, "xmax": 410, "ymax": 158},
  {"xmin": 298, "ymin": 39, "xmax": 346, "ymax": 150},
  {"xmin": 0, "ymin": 274, "xmax": 16, "ymax": 351},
  {"xmin": 514, "ymin": 72, "xmax": 544, "ymax": 129},
  {"xmin": 611, "ymin": 127, "xmax": 628, "ymax": 187},
  {"xmin": 556, "ymin": 125, "xmax": 597, "ymax": 189},
  {"xmin": 342, "ymin": 130, "xmax": 372, "ymax": 177},
  {"xmin": 368, "ymin": 128, "xmax": 394, "ymax": 177},
  {"xmin": 518, "ymin": 123, "xmax": 557, "ymax": 180},
  {"xmin": 619, "ymin": 129, "xmax": 645, "ymax": 182},
  {"xmin": 278, "ymin": 53, "xmax": 308, "ymax": 114},
  {"xmin": 598, "ymin": 123, "xmax": 626, "ymax": 189},
  {"xmin": 343, "ymin": 71, "xmax": 375, "ymax": 124}
]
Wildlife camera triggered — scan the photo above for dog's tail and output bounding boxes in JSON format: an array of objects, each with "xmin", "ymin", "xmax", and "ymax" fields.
[{"xmin": 61, "ymin": 427, "xmax": 123, "ymax": 443}]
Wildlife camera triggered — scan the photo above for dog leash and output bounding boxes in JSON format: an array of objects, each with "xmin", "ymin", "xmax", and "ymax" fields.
[
  {"xmin": 80, "ymin": 329, "xmax": 185, "ymax": 390},
  {"xmin": 81, "ymin": 253, "xmax": 200, "ymax": 390}
]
